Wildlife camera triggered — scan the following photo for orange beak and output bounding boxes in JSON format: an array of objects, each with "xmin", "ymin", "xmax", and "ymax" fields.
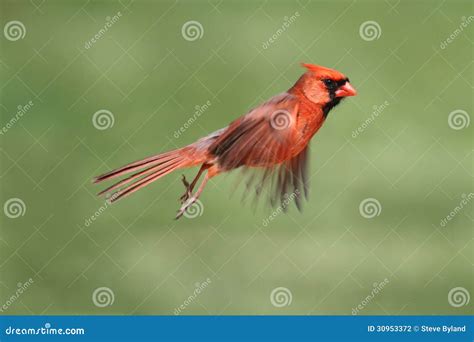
[{"xmin": 335, "ymin": 82, "xmax": 357, "ymax": 97}]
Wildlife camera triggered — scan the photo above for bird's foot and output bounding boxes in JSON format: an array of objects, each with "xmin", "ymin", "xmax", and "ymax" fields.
[
  {"xmin": 179, "ymin": 174, "xmax": 192, "ymax": 204},
  {"xmin": 175, "ymin": 196, "xmax": 196, "ymax": 220}
]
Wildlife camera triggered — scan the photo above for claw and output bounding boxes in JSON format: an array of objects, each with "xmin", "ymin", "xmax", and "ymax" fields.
[
  {"xmin": 175, "ymin": 196, "xmax": 196, "ymax": 220},
  {"xmin": 181, "ymin": 174, "xmax": 190, "ymax": 188}
]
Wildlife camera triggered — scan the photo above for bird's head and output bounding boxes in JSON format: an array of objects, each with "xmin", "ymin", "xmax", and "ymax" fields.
[{"xmin": 293, "ymin": 63, "xmax": 357, "ymax": 116}]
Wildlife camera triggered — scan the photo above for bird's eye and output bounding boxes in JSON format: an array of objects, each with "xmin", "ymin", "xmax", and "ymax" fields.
[{"xmin": 322, "ymin": 79, "xmax": 336, "ymax": 88}]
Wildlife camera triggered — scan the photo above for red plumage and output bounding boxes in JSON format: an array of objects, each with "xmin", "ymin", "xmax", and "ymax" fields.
[{"xmin": 94, "ymin": 63, "xmax": 357, "ymax": 218}]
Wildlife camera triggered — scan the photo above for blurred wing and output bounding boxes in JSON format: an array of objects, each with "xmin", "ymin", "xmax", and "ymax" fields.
[
  {"xmin": 240, "ymin": 145, "xmax": 310, "ymax": 211},
  {"xmin": 209, "ymin": 92, "xmax": 299, "ymax": 169},
  {"xmin": 209, "ymin": 92, "xmax": 309, "ymax": 210}
]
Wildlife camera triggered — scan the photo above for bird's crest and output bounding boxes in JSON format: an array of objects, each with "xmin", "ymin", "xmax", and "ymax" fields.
[{"xmin": 301, "ymin": 63, "xmax": 345, "ymax": 80}]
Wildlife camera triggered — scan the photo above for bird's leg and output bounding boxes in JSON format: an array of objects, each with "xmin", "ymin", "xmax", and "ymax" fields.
[
  {"xmin": 180, "ymin": 164, "xmax": 208, "ymax": 203},
  {"xmin": 179, "ymin": 175, "xmax": 192, "ymax": 203},
  {"xmin": 176, "ymin": 171, "xmax": 211, "ymax": 220}
]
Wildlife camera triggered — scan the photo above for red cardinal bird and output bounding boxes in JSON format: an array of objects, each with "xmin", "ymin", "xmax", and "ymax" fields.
[{"xmin": 94, "ymin": 63, "xmax": 357, "ymax": 218}]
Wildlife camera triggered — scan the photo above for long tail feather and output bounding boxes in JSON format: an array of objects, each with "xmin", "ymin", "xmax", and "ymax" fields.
[
  {"xmin": 94, "ymin": 146, "xmax": 199, "ymax": 202},
  {"xmin": 109, "ymin": 160, "xmax": 182, "ymax": 202},
  {"xmin": 93, "ymin": 150, "xmax": 179, "ymax": 183},
  {"xmin": 97, "ymin": 157, "xmax": 181, "ymax": 196}
]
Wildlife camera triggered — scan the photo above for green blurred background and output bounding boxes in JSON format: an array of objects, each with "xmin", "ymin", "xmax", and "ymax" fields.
[{"xmin": 0, "ymin": 0, "xmax": 472, "ymax": 315}]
